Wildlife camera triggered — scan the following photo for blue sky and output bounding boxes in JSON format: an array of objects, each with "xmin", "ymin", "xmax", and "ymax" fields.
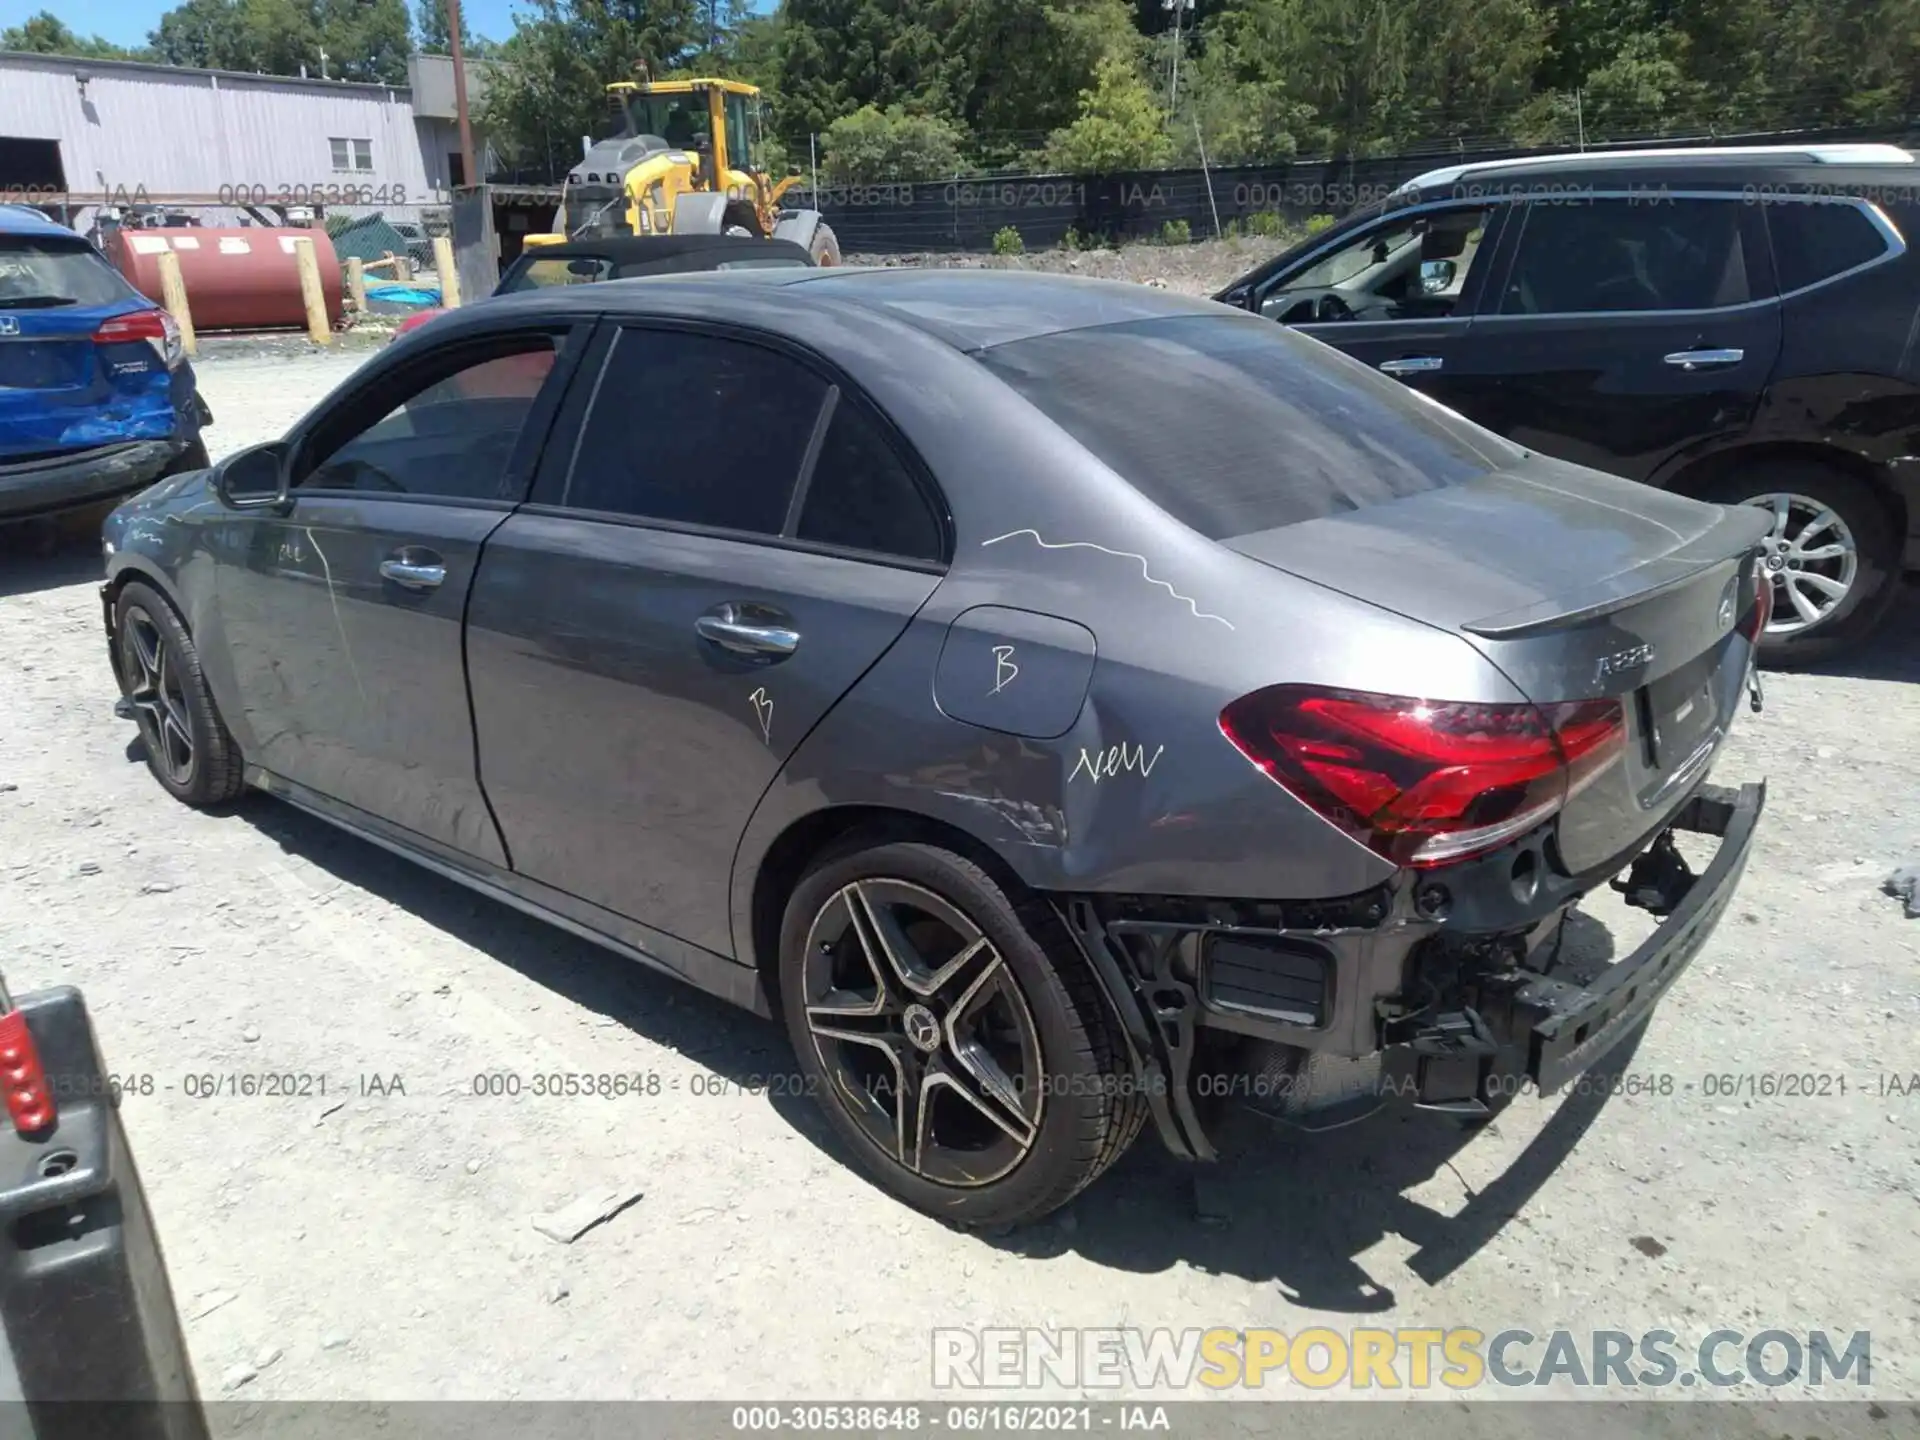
[{"xmin": 4, "ymin": 0, "xmax": 772, "ymax": 50}]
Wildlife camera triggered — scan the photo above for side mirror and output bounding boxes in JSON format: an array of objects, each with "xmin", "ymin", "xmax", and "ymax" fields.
[
  {"xmin": 1419, "ymin": 259, "xmax": 1457, "ymax": 295},
  {"xmin": 213, "ymin": 441, "xmax": 291, "ymax": 511}
]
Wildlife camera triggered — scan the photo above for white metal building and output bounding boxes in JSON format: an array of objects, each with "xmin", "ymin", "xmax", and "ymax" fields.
[{"xmin": 0, "ymin": 49, "xmax": 500, "ymax": 221}]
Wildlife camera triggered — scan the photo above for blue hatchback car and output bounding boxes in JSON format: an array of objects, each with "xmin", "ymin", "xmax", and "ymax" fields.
[{"xmin": 0, "ymin": 205, "xmax": 211, "ymax": 523}]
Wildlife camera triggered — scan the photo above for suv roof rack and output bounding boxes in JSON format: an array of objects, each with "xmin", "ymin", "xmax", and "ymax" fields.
[{"xmin": 1397, "ymin": 143, "xmax": 1916, "ymax": 195}]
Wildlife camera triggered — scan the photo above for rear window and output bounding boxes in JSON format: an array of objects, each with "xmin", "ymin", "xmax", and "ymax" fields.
[
  {"xmin": 976, "ymin": 314, "xmax": 1516, "ymax": 538},
  {"xmin": 715, "ymin": 257, "xmax": 811, "ymax": 270},
  {"xmin": 0, "ymin": 235, "xmax": 131, "ymax": 309},
  {"xmin": 500, "ymin": 255, "xmax": 612, "ymax": 293},
  {"xmin": 1766, "ymin": 199, "xmax": 1892, "ymax": 292}
]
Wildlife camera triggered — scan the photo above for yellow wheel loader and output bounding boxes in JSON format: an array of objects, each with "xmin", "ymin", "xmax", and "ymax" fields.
[{"xmin": 525, "ymin": 71, "xmax": 842, "ymax": 265}]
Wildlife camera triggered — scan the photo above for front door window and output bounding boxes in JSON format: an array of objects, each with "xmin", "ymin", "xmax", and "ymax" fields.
[{"xmin": 1259, "ymin": 206, "xmax": 1496, "ymax": 324}]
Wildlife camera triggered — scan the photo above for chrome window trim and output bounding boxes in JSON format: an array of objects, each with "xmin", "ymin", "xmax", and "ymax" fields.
[
  {"xmin": 1398, "ymin": 143, "xmax": 1915, "ymax": 194},
  {"xmin": 1261, "ymin": 187, "xmax": 1904, "ymax": 325},
  {"xmin": 1771, "ymin": 197, "xmax": 1907, "ymax": 301}
]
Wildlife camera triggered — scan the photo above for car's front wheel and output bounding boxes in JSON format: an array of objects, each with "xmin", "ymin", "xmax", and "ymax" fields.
[
  {"xmin": 113, "ymin": 581, "xmax": 246, "ymax": 807},
  {"xmin": 1700, "ymin": 463, "xmax": 1900, "ymax": 668},
  {"xmin": 778, "ymin": 838, "xmax": 1144, "ymax": 1227}
]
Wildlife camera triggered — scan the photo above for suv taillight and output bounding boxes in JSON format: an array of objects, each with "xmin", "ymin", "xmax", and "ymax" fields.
[
  {"xmin": 95, "ymin": 307, "xmax": 184, "ymax": 370},
  {"xmin": 1218, "ymin": 686, "xmax": 1626, "ymax": 868}
]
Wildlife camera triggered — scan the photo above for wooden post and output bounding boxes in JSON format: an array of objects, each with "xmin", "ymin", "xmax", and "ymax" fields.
[
  {"xmin": 396, "ymin": 253, "xmax": 414, "ymax": 283},
  {"xmin": 154, "ymin": 250, "xmax": 196, "ymax": 358},
  {"xmin": 292, "ymin": 237, "xmax": 332, "ymax": 346},
  {"xmin": 433, "ymin": 236, "xmax": 461, "ymax": 308},
  {"xmin": 345, "ymin": 256, "xmax": 367, "ymax": 313}
]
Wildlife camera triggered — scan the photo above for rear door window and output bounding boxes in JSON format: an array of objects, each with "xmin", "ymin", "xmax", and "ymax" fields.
[
  {"xmin": 1498, "ymin": 198, "xmax": 1751, "ymax": 314},
  {"xmin": 978, "ymin": 313, "xmax": 1517, "ymax": 539},
  {"xmin": 565, "ymin": 327, "xmax": 828, "ymax": 534},
  {"xmin": 795, "ymin": 398, "xmax": 946, "ymax": 562},
  {"xmin": 1765, "ymin": 199, "xmax": 1894, "ymax": 293},
  {"xmin": 0, "ymin": 235, "xmax": 132, "ymax": 308}
]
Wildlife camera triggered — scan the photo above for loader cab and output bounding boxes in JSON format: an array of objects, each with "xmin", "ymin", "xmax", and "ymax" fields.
[{"xmin": 611, "ymin": 79, "xmax": 760, "ymax": 186}]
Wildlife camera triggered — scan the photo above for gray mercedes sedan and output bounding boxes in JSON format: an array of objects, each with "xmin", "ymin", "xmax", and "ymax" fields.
[{"xmin": 99, "ymin": 269, "xmax": 1770, "ymax": 1226}]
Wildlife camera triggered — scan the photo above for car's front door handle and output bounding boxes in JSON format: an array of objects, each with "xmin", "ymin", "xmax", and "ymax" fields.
[
  {"xmin": 379, "ymin": 554, "xmax": 446, "ymax": 590},
  {"xmin": 1664, "ymin": 347, "xmax": 1744, "ymax": 370},
  {"xmin": 1379, "ymin": 356, "xmax": 1444, "ymax": 375},
  {"xmin": 696, "ymin": 605, "xmax": 800, "ymax": 657}
]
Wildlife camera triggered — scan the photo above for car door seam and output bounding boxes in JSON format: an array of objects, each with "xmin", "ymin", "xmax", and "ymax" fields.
[
  {"xmin": 722, "ymin": 575, "xmax": 949, "ymax": 964},
  {"xmin": 460, "ymin": 323, "xmax": 596, "ymax": 872}
]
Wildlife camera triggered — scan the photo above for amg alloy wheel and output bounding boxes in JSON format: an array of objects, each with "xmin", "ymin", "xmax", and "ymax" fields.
[
  {"xmin": 778, "ymin": 840, "xmax": 1145, "ymax": 1226},
  {"xmin": 120, "ymin": 606, "xmax": 195, "ymax": 789},
  {"xmin": 1746, "ymin": 491, "xmax": 1859, "ymax": 638},
  {"xmin": 800, "ymin": 879, "xmax": 1044, "ymax": 1186},
  {"xmin": 112, "ymin": 580, "xmax": 246, "ymax": 807}
]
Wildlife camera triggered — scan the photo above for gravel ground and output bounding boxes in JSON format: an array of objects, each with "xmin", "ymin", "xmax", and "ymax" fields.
[
  {"xmin": 0, "ymin": 338, "xmax": 1916, "ymax": 1415},
  {"xmin": 845, "ymin": 236, "xmax": 1281, "ymax": 296}
]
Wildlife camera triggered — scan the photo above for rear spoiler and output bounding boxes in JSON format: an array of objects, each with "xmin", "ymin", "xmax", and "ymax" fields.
[{"xmin": 1462, "ymin": 503, "xmax": 1772, "ymax": 639}]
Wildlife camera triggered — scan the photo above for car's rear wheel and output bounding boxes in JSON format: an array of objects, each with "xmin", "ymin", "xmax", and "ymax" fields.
[
  {"xmin": 778, "ymin": 839, "xmax": 1143, "ymax": 1227},
  {"xmin": 1698, "ymin": 463, "xmax": 1900, "ymax": 668},
  {"xmin": 113, "ymin": 581, "xmax": 245, "ymax": 807}
]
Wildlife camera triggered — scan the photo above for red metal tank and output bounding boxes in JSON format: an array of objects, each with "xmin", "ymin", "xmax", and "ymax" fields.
[{"xmin": 106, "ymin": 227, "xmax": 345, "ymax": 331}]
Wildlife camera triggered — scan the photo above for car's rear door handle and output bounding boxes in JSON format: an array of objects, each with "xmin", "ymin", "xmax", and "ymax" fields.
[
  {"xmin": 1379, "ymin": 356, "xmax": 1444, "ymax": 375},
  {"xmin": 696, "ymin": 604, "xmax": 800, "ymax": 657},
  {"xmin": 1663, "ymin": 347, "xmax": 1744, "ymax": 370},
  {"xmin": 379, "ymin": 551, "xmax": 446, "ymax": 590}
]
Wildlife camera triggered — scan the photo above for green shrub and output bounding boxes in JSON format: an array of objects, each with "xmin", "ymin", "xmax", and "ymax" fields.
[
  {"xmin": 992, "ymin": 225, "xmax": 1025, "ymax": 256},
  {"xmin": 1059, "ymin": 227, "xmax": 1085, "ymax": 252},
  {"xmin": 1246, "ymin": 210, "xmax": 1285, "ymax": 238},
  {"xmin": 1304, "ymin": 212, "xmax": 1337, "ymax": 236},
  {"xmin": 1158, "ymin": 218, "xmax": 1192, "ymax": 246},
  {"xmin": 820, "ymin": 105, "xmax": 967, "ymax": 184}
]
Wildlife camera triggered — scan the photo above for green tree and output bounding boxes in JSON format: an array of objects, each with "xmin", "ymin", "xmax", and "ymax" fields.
[
  {"xmin": 477, "ymin": 0, "xmax": 704, "ymax": 178},
  {"xmin": 819, "ymin": 103, "xmax": 967, "ymax": 179},
  {"xmin": 315, "ymin": 0, "xmax": 412, "ymax": 82},
  {"xmin": 772, "ymin": 0, "xmax": 966, "ymax": 150},
  {"xmin": 414, "ymin": 0, "xmax": 496, "ymax": 54},
  {"xmin": 147, "ymin": 0, "xmax": 411, "ymax": 83},
  {"xmin": 149, "ymin": 0, "xmax": 249, "ymax": 69},
  {"xmin": 1, "ymin": 10, "xmax": 148, "ymax": 58},
  {"xmin": 947, "ymin": 0, "xmax": 1137, "ymax": 163},
  {"xmin": 1046, "ymin": 52, "xmax": 1171, "ymax": 171}
]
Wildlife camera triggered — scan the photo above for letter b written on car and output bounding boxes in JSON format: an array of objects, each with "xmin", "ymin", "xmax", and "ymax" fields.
[{"xmin": 213, "ymin": 441, "xmax": 291, "ymax": 511}]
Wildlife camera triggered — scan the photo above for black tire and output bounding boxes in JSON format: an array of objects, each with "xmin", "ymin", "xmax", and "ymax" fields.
[
  {"xmin": 1698, "ymin": 462, "xmax": 1902, "ymax": 669},
  {"xmin": 778, "ymin": 838, "xmax": 1144, "ymax": 1227},
  {"xmin": 808, "ymin": 222, "xmax": 842, "ymax": 267},
  {"xmin": 112, "ymin": 580, "xmax": 246, "ymax": 807}
]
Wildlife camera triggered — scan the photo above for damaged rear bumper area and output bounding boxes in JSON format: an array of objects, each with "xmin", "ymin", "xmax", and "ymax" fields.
[{"xmin": 1055, "ymin": 780, "xmax": 1765, "ymax": 1161}]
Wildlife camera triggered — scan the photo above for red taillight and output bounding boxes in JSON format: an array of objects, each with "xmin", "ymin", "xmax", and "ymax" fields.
[
  {"xmin": 1741, "ymin": 568, "xmax": 1774, "ymax": 642},
  {"xmin": 96, "ymin": 307, "xmax": 183, "ymax": 369},
  {"xmin": 0, "ymin": 1010, "xmax": 55, "ymax": 1136},
  {"xmin": 1218, "ymin": 686, "xmax": 1626, "ymax": 868}
]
